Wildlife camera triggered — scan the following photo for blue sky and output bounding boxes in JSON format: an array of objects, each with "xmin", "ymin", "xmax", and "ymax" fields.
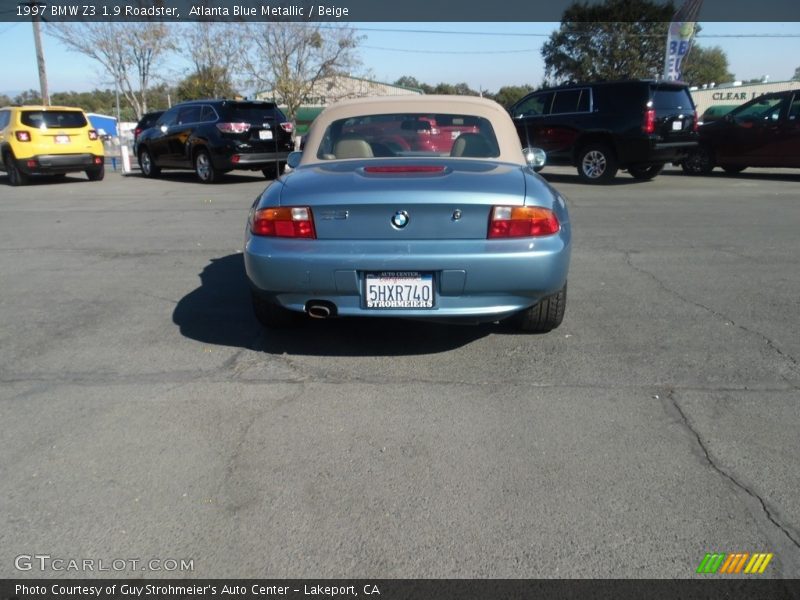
[{"xmin": 0, "ymin": 21, "xmax": 798, "ymax": 96}]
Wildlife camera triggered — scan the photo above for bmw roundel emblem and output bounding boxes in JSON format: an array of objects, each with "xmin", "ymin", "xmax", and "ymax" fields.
[{"xmin": 391, "ymin": 210, "xmax": 409, "ymax": 229}]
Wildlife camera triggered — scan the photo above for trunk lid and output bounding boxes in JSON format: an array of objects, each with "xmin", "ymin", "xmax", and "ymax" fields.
[{"xmin": 279, "ymin": 160, "xmax": 527, "ymax": 240}]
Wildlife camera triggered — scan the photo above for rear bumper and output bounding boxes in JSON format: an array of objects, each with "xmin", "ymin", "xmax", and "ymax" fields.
[
  {"xmin": 244, "ymin": 235, "xmax": 571, "ymax": 320},
  {"xmin": 212, "ymin": 148, "xmax": 291, "ymax": 170},
  {"xmin": 618, "ymin": 139, "xmax": 697, "ymax": 166},
  {"xmin": 16, "ymin": 153, "xmax": 102, "ymax": 174}
]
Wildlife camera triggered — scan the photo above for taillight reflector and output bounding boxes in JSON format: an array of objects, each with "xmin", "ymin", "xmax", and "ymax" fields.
[
  {"xmin": 251, "ymin": 206, "xmax": 315, "ymax": 238},
  {"xmin": 488, "ymin": 206, "xmax": 560, "ymax": 238},
  {"xmin": 15, "ymin": 131, "xmax": 31, "ymax": 142},
  {"xmin": 88, "ymin": 129, "xmax": 99, "ymax": 140},
  {"xmin": 643, "ymin": 108, "xmax": 656, "ymax": 134},
  {"xmin": 364, "ymin": 165, "xmax": 446, "ymax": 174},
  {"xmin": 280, "ymin": 122, "xmax": 293, "ymax": 133},
  {"xmin": 693, "ymin": 110, "xmax": 699, "ymax": 133},
  {"xmin": 216, "ymin": 122, "xmax": 250, "ymax": 134}
]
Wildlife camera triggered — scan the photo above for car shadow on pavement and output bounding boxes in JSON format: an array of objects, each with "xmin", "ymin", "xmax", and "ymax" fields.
[
  {"xmin": 129, "ymin": 171, "xmax": 268, "ymax": 185},
  {"xmin": 172, "ymin": 253, "xmax": 491, "ymax": 357},
  {"xmin": 539, "ymin": 172, "xmax": 644, "ymax": 186},
  {"xmin": 660, "ymin": 169, "xmax": 800, "ymax": 183}
]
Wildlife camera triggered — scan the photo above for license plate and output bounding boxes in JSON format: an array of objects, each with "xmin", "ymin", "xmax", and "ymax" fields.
[
  {"xmin": 258, "ymin": 130, "xmax": 273, "ymax": 140},
  {"xmin": 672, "ymin": 120, "xmax": 683, "ymax": 131},
  {"xmin": 365, "ymin": 272, "xmax": 434, "ymax": 309},
  {"xmin": 55, "ymin": 135, "xmax": 70, "ymax": 144}
]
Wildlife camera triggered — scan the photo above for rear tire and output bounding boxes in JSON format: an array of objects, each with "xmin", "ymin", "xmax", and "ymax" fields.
[
  {"xmin": 721, "ymin": 165, "xmax": 746, "ymax": 174},
  {"xmin": 251, "ymin": 291, "xmax": 303, "ymax": 328},
  {"xmin": 194, "ymin": 149, "xmax": 218, "ymax": 183},
  {"xmin": 510, "ymin": 283, "xmax": 567, "ymax": 333},
  {"xmin": 577, "ymin": 144, "xmax": 618, "ymax": 184},
  {"xmin": 4, "ymin": 153, "xmax": 29, "ymax": 186},
  {"xmin": 682, "ymin": 146, "xmax": 714, "ymax": 175},
  {"xmin": 628, "ymin": 163, "xmax": 664, "ymax": 180},
  {"xmin": 86, "ymin": 164, "xmax": 105, "ymax": 181},
  {"xmin": 138, "ymin": 147, "xmax": 160, "ymax": 177}
]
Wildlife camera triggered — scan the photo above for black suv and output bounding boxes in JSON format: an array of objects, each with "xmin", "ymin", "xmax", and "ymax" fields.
[
  {"xmin": 509, "ymin": 80, "xmax": 698, "ymax": 183},
  {"xmin": 136, "ymin": 100, "xmax": 294, "ymax": 183}
]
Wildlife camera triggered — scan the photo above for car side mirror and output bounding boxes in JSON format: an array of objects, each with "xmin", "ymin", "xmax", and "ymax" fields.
[
  {"xmin": 286, "ymin": 151, "xmax": 303, "ymax": 169},
  {"xmin": 523, "ymin": 147, "xmax": 546, "ymax": 169}
]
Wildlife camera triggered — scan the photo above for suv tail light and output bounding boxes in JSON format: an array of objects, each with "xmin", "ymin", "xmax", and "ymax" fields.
[
  {"xmin": 216, "ymin": 122, "xmax": 250, "ymax": 134},
  {"xmin": 643, "ymin": 108, "xmax": 656, "ymax": 134},
  {"xmin": 15, "ymin": 131, "xmax": 31, "ymax": 142},
  {"xmin": 134, "ymin": 128, "xmax": 142, "ymax": 140},
  {"xmin": 251, "ymin": 206, "xmax": 316, "ymax": 239},
  {"xmin": 88, "ymin": 129, "xmax": 99, "ymax": 140},
  {"xmin": 279, "ymin": 122, "xmax": 293, "ymax": 133},
  {"xmin": 488, "ymin": 206, "xmax": 560, "ymax": 238},
  {"xmin": 692, "ymin": 110, "xmax": 699, "ymax": 133}
]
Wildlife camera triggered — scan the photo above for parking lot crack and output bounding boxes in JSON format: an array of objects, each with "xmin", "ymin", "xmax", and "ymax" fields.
[
  {"xmin": 663, "ymin": 389, "xmax": 800, "ymax": 571},
  {"xmin": 624, "ymin": 251, "xmax": 799, "ymax": 388}
]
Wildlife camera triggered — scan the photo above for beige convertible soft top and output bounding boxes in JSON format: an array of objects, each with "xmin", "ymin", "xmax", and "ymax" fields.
[{"xmin": 299, "ymin": 95, "xmax": 527, "ymax": 166}]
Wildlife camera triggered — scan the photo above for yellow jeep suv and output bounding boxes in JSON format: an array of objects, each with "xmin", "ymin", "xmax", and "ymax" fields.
[{"xmin": 0, "ymin": 105, "xmax": 105, "ymax": 186}]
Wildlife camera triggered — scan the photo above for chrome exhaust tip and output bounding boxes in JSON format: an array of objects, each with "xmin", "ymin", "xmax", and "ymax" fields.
[{"xmin": 305, "ymin": 301, "xmax": 337, "ymax": 319}]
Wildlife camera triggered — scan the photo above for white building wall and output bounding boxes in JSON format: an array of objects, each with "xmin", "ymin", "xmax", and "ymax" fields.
[{"xmin": 690, "ymin": 80, "xmax": 800, "ymax": 115}]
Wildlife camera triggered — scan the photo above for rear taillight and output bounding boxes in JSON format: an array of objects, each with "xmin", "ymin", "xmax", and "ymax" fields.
[
  {"xmin": 216, "ymin": 122, "xmax": 250, "ymax": 134},
  {"xmin": 134, "ymin": 127, "xmax": 142, "ymax": 139},
  {"xmin": 693, "ymin": 110, "xmax": 699, "ymax": 133},
  {"xmin": 251, "ymin": 206, "xmax": 315, "ymax": 239},
  {"xmin": 488, "ymin": 206, "xmax": 560, "ymax": 239},
  {"xmin": 643, "ymin": 108, "xmax": 656, "ymax": 134},
  {"xmin": 280, "ymin": 122, "xmax": 293, "ymax": 133},
  {"xmin": 15, "ymin": 131, "xmax": 31, "ymax": 142},
  {"xmin": 88, "ymin": 129, "xmax": 99, "ymax": 140}
]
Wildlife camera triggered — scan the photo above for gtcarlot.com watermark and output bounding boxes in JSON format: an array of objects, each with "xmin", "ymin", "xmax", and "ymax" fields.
[{"xmin": 15, "ymin": 554, "xmax": 194, "ymax": 573}]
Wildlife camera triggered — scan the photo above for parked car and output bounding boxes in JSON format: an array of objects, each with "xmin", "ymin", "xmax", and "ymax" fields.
[
  {"xmin": 682, "ymin": 91, "xmax": 800, "ymax": 175},
  {"xmin": 136, "ymin": 99, "xmax": 294, "ymax": 183},
  {"xmin": 0, "ymin": 104, "xmax": 105, "ymax": 186},
  {"xmin": 508, "ymin": 80, "xmax": 699, "ymax": 183},
  {"xmin": 698, "ymin": 104, "xmax": 738, "ymax": 124},
  {"xmin": 133, "ymin": 110, "xmax": 163, "ymax": 142},
  {"xmin": 244, "ymin": 95, "xmax": 570, "ymax": 333}
]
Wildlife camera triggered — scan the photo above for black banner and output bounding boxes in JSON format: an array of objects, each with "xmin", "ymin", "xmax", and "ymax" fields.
[
  {"xmin": 6, "ymin": 0, "xmax": 800, "ymax": 22},
  {"xmin": 3, "ymin": 580, "xmax": 800, "ymax": 600}
]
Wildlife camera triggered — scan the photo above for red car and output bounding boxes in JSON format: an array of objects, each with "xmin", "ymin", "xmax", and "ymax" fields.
[{"xmin": 341, "ymin": 113, "xmax": 480, "ymax": 155}]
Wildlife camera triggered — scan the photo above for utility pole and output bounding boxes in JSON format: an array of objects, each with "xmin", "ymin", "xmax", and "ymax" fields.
[{"xmin": 32, "ymin": 10, "xmax": 49, "ymax": 105}]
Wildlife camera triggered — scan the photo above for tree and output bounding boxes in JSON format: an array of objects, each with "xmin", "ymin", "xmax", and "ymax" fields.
[
  {"xmin": 0, "ymin": 93, "xmax": 12, "ymax": 106},
  {"xmin": 177, "ymin": 23, "xmax": 242, "ymax": 101},
  {"xmin": 394, "ymin": 76, "xmax": 423, "ymax": 90},
  {"xmin": 493, "ymin": 85, "xmax": 536, "ymax": 108},
  {"xmin": 46, "ymin": 22, "xmax": 173, "ymax": 119},
  {"xmin": 542, "ymin": 0, "xmax": 674, "ymax": 83},
  {"xmin": 176, "ymin": 67, "xmax": 237, "ymax": 102},
  {"xmin": 242, "ymin": 23, "xmax": 362, "ymax": 123},
  {"xmin": 793, "ymin": 66, "xmax": 800, "ymax": 80},
  {"xmin": 681, "ymin": 46, "xmax": 734, "ymax": 86},
  {"xmin": 13, "ymin": 89, "xmax": 43, "ymax": 104}
]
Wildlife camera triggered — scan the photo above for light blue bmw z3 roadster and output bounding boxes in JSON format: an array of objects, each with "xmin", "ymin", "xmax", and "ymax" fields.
[{"xmin": 244, "ymin": 95, "xmax": 571, "ymax": 332}]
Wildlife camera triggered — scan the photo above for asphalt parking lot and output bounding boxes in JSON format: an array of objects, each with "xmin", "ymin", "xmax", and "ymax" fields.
[{"xmin": 1, "ymin": 165, "xmax": 799, "ymax": 579}]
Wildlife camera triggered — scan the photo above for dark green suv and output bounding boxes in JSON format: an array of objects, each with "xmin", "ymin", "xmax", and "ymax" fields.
[{"xmin": 509, "ymin": 80, "xmax": 699, "ymax": 183}]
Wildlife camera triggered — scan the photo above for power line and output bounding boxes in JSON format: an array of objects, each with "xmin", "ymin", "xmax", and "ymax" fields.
[{"xmin": 363, "ymin": 45, "xmax": 538, "ymax": 55}]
